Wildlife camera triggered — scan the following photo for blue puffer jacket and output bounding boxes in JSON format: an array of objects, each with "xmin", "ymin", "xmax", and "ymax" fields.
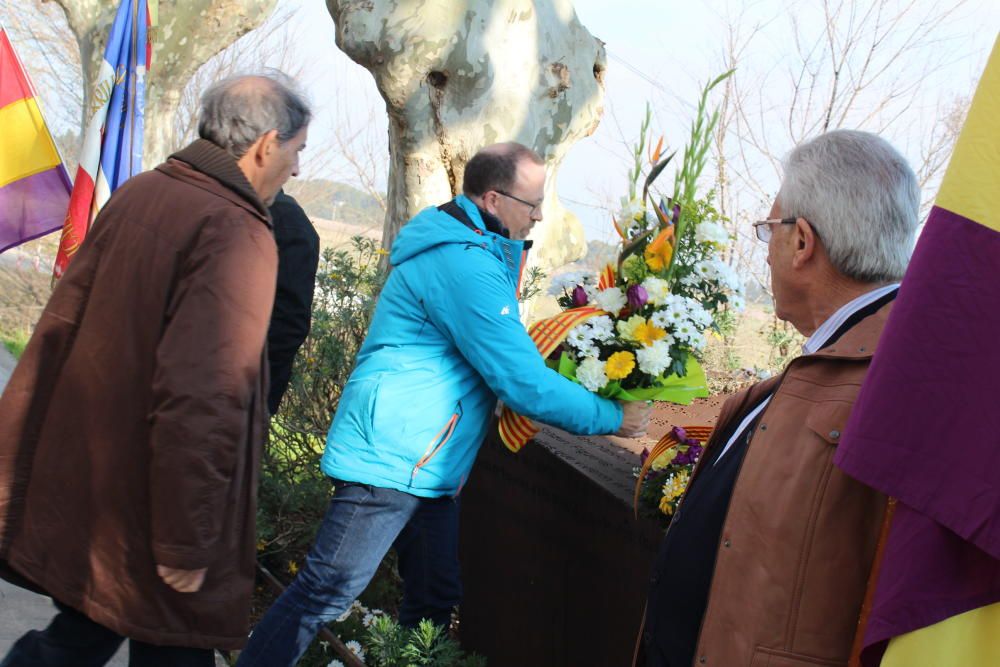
[{"xmin": 321, "ymin": 195, "xmax": 623, "ymax": 497}]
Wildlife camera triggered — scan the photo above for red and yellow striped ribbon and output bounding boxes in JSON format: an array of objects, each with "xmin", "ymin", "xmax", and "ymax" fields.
[
  {"xmin": 498, "ymin": 306, "xmax": 606, "ymax": 452},
  {"xmin": 598, "ymin": 263, "xmax": 616, "ymax": 291}
]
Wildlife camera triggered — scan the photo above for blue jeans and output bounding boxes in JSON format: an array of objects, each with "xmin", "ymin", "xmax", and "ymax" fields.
[{"xmin": 236, "ymin": 481, "xmax": 462, "ymax": 666}]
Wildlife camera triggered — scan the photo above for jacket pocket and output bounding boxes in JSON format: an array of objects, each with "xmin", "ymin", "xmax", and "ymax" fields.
[
  {"xmin": 804, "ymin": 400, "xmax": 853, "ymax": 446},
  {"xmin": 751, "ymin": 646, "xmax": 846, "ymax": 667},
  {"xmin": 409, "ymin": 402, "xmax": 463, "ymax": 483}
]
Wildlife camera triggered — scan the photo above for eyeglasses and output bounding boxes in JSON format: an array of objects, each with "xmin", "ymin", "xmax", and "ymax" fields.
[
  {"xmin": 752, "ymin": 218, "xmax": 797, "ymax": 243},
  {"xmin": 495, "ymin": 190, "xmax": 543, "ymax": 217}
]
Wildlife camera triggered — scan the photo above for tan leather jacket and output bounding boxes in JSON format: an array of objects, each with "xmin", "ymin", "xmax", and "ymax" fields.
[{"xmin": 687, "ymin": 302, "xmax": 893, "ymax": 667}]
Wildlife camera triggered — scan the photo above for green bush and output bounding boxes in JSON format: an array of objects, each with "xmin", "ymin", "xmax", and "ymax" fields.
[{"xmin": 258, "ymin": 238, "xmax": 387, "ymax": 561}]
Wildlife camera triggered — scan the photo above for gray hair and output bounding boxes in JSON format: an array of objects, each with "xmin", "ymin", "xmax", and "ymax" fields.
[
  {"xmin": 778, "ymin": 129, "xmax": 920, "ymax": 283},
  {"xmin": 198, "ymin": 72, "xmax": 312, "ymax": 159}
]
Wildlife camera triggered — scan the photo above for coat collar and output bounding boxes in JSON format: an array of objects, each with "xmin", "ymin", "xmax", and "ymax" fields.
[{"xmin": 158, "ymin": 139, "xmax": 271, "ymax": 226}]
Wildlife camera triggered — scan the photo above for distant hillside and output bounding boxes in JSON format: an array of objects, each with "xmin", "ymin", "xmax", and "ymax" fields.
[{"xmin": 283, "ymin": 179, "xmax": 384, "ymax": 229}]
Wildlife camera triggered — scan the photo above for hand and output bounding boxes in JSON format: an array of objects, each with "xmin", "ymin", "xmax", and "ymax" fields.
[
  {"xmin": 615, "ymin": 400, "xmax": 652, "ymax": 438},
  {"xmin": 156, "ymin": 565, "xmax": 207, "ymax": 593}
]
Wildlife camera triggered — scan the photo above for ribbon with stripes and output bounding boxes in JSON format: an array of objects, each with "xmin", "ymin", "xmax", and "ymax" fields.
[{"xmin": 498, "ymin": 306, "xmax": 606, "ymax": 452}]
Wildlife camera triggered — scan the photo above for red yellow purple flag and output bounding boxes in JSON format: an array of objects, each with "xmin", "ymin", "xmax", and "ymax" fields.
[
  {"xmin": 835, "ymin": 36, "xmax": 1000, "ymax": 667},
  {"xmin": 0, "ymin": 26, "xmax": 72, "ymax": 254}
]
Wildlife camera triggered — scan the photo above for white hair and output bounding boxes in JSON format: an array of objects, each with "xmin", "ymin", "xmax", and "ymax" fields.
[
  {"xmin": 778, "ymin": 129, "xmax": 920, "ymax": 282},
  {"xmin": 198, "ymin": 71, "xmax": 311, "ymax": 160}
]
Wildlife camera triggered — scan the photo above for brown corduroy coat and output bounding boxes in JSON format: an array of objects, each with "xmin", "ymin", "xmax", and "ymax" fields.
[{"xmin": 0, "ymin": 140, "xmax": 277, "ymax": 650}]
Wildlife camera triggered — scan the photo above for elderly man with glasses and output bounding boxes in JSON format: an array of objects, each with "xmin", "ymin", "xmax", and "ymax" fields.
[{"xmin": 640, "ymin": 129, "xmax": 921, "ymax": 667}]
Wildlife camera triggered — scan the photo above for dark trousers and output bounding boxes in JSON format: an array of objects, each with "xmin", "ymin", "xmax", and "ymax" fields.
[{"xmin": 0, "ymin": 600, "xmax": 215, "ymax": 667}]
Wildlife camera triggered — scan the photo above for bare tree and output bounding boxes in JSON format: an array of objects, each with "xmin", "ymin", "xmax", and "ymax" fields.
[
  {"xmin": 325, "ymin": 0, "xmax": 609, "ymax": 303},
  {"xmin": 713, "ymin": 0, "xmax": 974, "ymax": 300},
  {"xmin": 48, "ymin": 0, "xmax": 278, "ymax": 168}
]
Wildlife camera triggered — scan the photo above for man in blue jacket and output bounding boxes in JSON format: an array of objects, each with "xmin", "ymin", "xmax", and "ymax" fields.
[{"xmin": 237, "ymin": 143, "xmax": 652, "ymax": 666}]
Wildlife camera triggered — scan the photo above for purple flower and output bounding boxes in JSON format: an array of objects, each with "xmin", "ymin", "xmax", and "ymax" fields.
[
  {"xmin": 627, "ymin": 284, "xmax": 648, "ymax": 310},
  {"xmin": 671, "ymin": 426, "xmax": 688, "ymax": 442},
  {"xmin": 572, "ymin": 285, "xmax": 589, "ymax": 307}
]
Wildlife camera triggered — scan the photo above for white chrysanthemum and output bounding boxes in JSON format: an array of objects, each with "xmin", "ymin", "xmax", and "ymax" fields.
[
  {"xmin": 641, "ymin": 276, "xmax": 671, "ymax": 305},
  {"xmin": 566, "ymin": 323, "xmax": 595, "ymax": 351},
  {"xmin": 713, "ymin": 259, "xmax": 742, "ymax": 292},
  {"xmin": 694, "ymin": 260, "xmax": 716, "ymax": 281},
  {"xmin": 593, "ymin": 287, "xmax": 627, "ymax": 314},
  {"xmin": 576, "ymin": 357, "xmax": 609, "ymax": 391},
  {"xmin": 657, "ymin": 294, "xmax": 691, "ymax": 326},
  {"xmin": 335, "ymin": 608, "xmax": 352, "ymax": 623},
  {"xmin": 346, "ymin": 640, "xmax": 365, "ymax": 660},
  {"xmin": 695, "ymin": 221, "xmax": 730, "ymax": 246},
  {"xmin": 328, "ymin": 661, "xmax": 345, "ymax": 667},
  {"xmin": 547, "ymin": 271, "xmax": 589, "ymax": 296},
  {"xmin": 588, "ymin": 315, "xmax": 616, "ymax": 342},
  {"xmin": 685, "ymin": 299, "xmax": 713, "ymax": 329},
  {"xmin": 650, "ymin": 309, "xmax": 671, "ymax": 330},
  {"xmin": 679, "ymin": 271, "xmax": 702, "ymax": 288},
  {"xmin": 362, "ymin": 612, "xmax": 376, "ymax": 627},
  {"xmin": 636, "ymin": 339, "xmax": 673, "ymax": 376},
  {"xmin": 729, "ymin": 294, "xmax": 746, "ymax": 312}
]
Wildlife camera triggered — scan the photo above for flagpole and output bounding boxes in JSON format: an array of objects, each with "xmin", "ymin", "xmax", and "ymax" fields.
[{"xmin": 127, "ymin": 0, "xmax": 138, "ymax": 176}]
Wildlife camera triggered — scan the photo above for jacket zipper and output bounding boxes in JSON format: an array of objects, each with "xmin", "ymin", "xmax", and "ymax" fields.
[{"xmin": 409, "ymin": 402, "xmax": 463, "ymax": 483}]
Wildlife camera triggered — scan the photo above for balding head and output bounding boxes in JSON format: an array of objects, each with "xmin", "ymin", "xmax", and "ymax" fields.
[
  {"xmin": 463, "ymin": 142, "xmax": 544, "ymax": 198},
  {"xmin": 198, "ymin": 72, "xmax": 312, "ymax": 160},
  {"xmin": 464, "ymin": 142, "xmax": 546, "ymax": 240}
]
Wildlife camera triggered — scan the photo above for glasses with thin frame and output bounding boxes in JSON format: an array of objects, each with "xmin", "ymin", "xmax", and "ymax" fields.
[
  {"xmin": 495, "ymin": 190, "xmax": 542, "ymax": 217},
  {"xmin": 752, "ymin": 218, "xmax": 797, "ymax": 243}
]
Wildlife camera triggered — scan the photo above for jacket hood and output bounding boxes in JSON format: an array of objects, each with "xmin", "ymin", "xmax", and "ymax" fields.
[{"xmin": 390, "ymin": 195, "xmax": 496, "ymax": 266}]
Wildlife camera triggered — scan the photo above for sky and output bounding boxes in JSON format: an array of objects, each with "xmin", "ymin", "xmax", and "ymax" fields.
[
  {"xmin": 5, "ymin": 0, "xmax": 1000, "ymax": 246},
  {"xmin": 247, "ymin": 0, "xmax": 998, "ymax": 244}
]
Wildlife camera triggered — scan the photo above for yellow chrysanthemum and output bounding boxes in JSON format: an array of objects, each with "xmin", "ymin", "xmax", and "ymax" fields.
[
  {"xmin": 605, "ymin": 351, "xmax": 636, "ymax": 380},
  {"xmin": 634, "ymin": 320, "xmax": 667, "ymax": 347},
  {"xmin": 659, "ymin": 469, "xmax": 691, "ymax": 515},
  {"xmin": 287, "ymin": 560, "xmax": 299, "ymax": 575}
]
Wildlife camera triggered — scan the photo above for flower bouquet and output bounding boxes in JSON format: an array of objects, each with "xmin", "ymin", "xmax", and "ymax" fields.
[
  {"xmin": 545, "ymin": 73, "xmax": 741, "ymax": 404},
  {"xmin": 634, "ymin": 425, "xmax": 713, "ymax": 521},
  {"xmin": 497, "ymin": 72, "xmax": 739, "ymax": 453}
]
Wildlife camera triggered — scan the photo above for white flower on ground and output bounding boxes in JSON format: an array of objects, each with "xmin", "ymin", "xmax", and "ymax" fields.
[
  {"xmin": 593, "ymin": 287, "xmax": 627, "ymax": 314},
  {"xmin": 695, "ymin": 221, "xmax": 731, "ymax": 246},
  {"xmin": 641, "ymin": 276, "xmax": 671, "ymax": 305},
  {"xmin": 577, "ymin": 357, "xmax": 609, "ymax": 391},
  {"xmin": 346, "ymin": 640, "xmax": 364, "ymax": 660},
  {"xmin": 636, "ymin": 339, "xmax": 673, "ymax": 376}
]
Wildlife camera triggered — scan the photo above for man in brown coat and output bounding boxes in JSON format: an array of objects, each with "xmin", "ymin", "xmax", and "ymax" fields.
[
  {"xmin": 0, "ymin": 73, "xmax": 310, "ymax": 666},
  {"xmin": 642, "ymin": 130, "xmax": 921, "ymax": 667}
]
